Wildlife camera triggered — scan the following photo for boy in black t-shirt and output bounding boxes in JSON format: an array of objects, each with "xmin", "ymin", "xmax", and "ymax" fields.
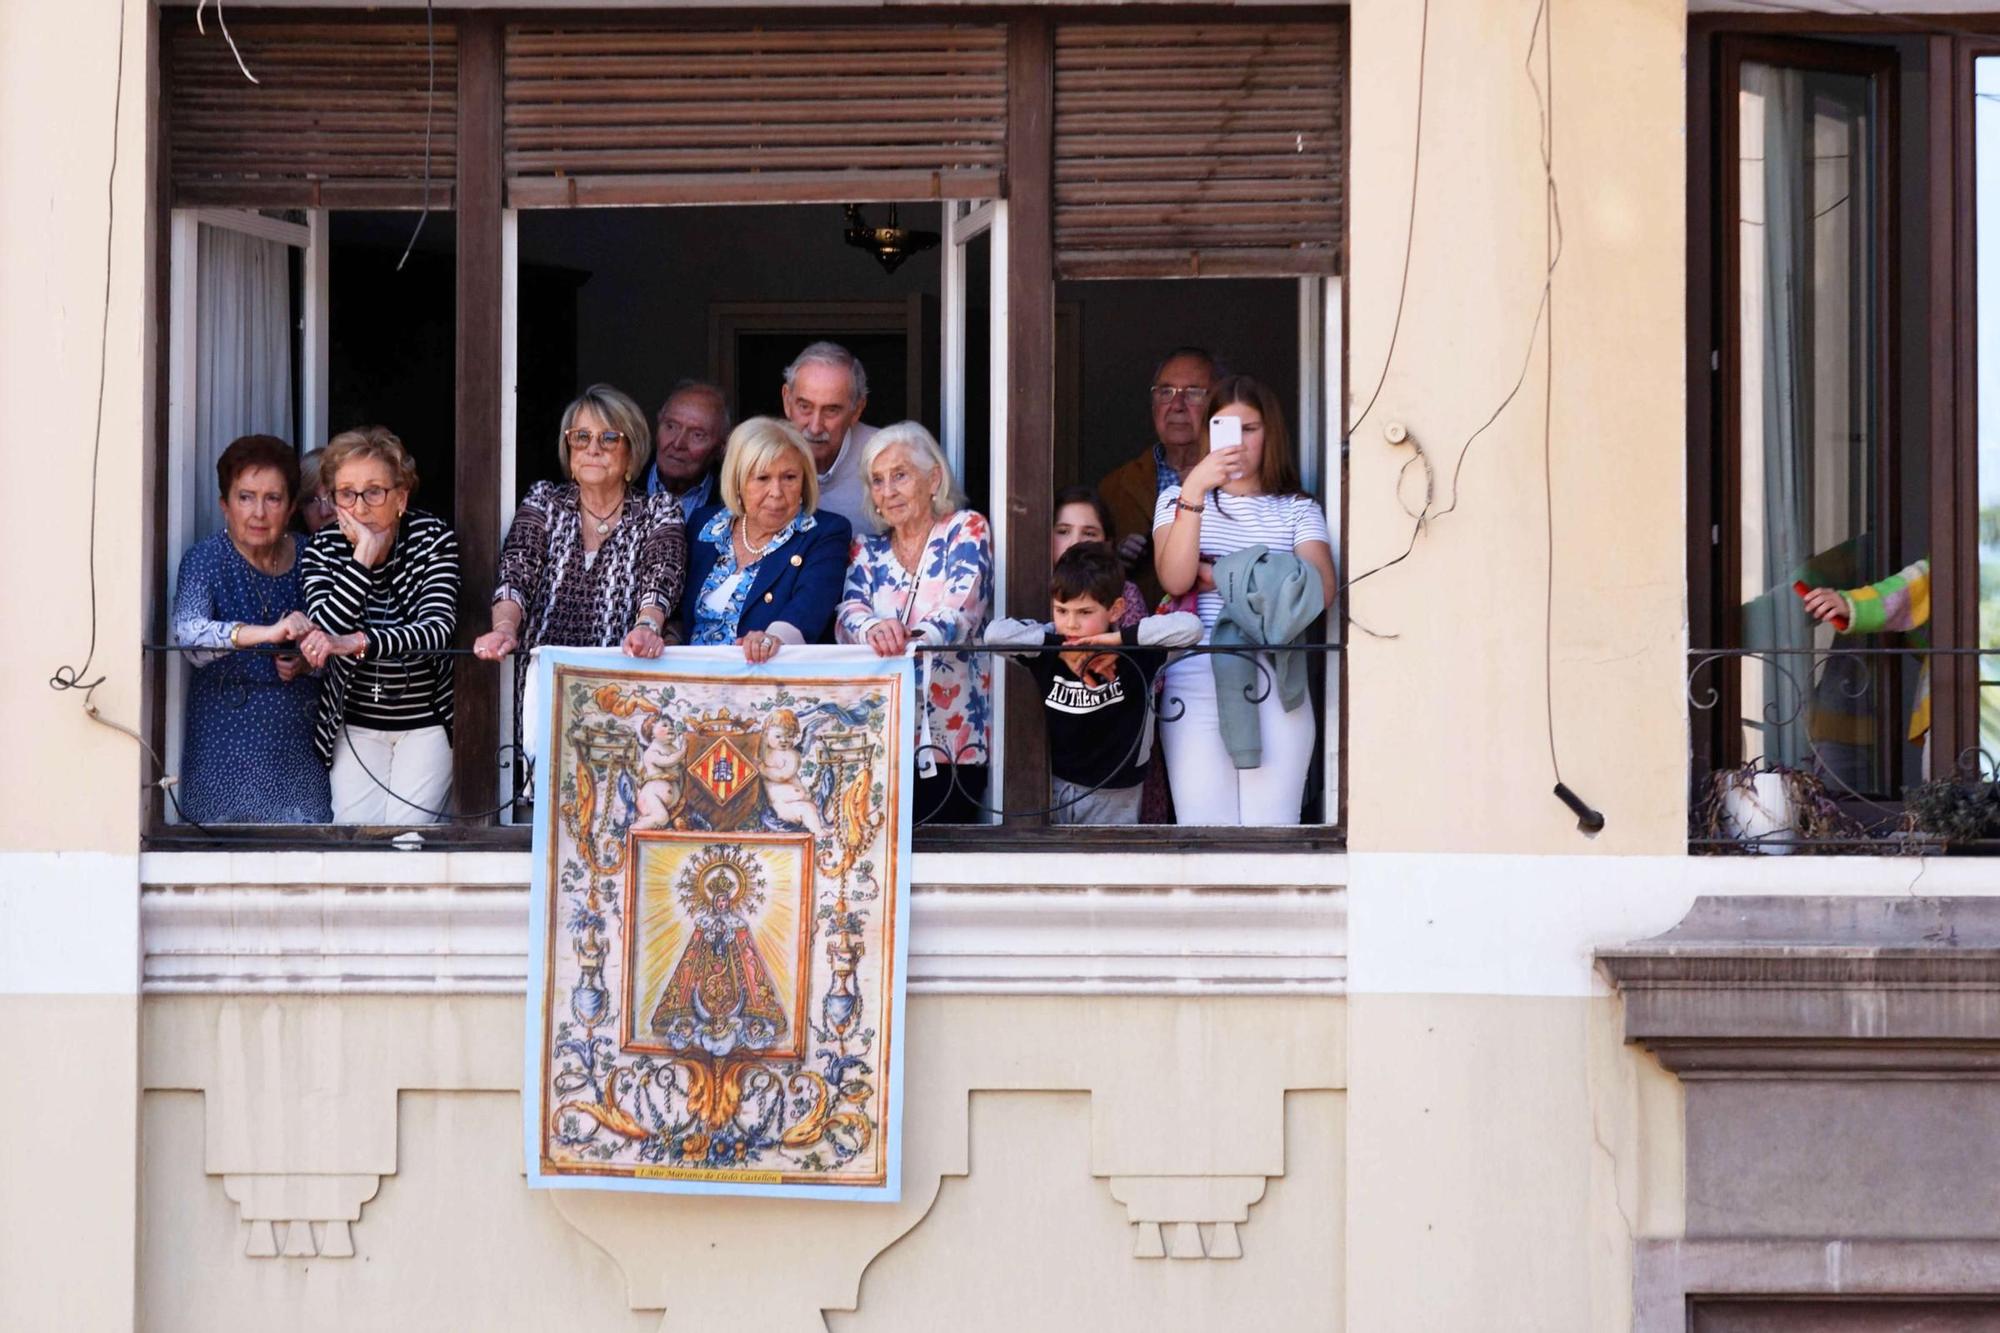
[{"xmin": 986, "ymin": 543, "xmax": 1200, "ymax": 824}]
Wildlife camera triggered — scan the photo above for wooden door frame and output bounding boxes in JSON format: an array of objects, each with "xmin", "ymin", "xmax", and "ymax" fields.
[{"xmin": 1691, "ymin": 28, "xmax": 1904, "ymax": 787}]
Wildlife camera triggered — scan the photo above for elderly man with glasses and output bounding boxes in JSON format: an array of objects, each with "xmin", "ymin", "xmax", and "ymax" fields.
[
  {"xmin": 1096, "ymin": 346, "xmax": 1219, "ymax": 606},
  {"xmin": 649, "ymin": 378, "xmax": 731, "ymax": 517}
]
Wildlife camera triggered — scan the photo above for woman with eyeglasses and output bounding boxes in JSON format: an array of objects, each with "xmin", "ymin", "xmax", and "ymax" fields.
[
  {"xmin": 169, "ymin": 434, "xmax": 331, "ymax": 824},
  {"xmin": 299, "ymin": 426, "xmax": 461, "ymax": 825},
  {"xmin": 475, "ymin": 385, "xmax": 688, "ymax": 781}
]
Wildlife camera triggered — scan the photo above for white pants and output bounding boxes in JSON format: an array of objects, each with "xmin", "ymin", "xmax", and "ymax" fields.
[
  {"xmin": 1159, "ymin": 659, "xmax": 1317, "ymax": 826},
  {"xmin": 329, "ymin": 724, "xmax": 453, "ymax": 826}
]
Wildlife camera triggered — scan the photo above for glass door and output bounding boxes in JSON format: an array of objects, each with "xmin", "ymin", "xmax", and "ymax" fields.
[{"xmin": 1723, "ymin": 40, "xmax": 1905, "ymax": 793}]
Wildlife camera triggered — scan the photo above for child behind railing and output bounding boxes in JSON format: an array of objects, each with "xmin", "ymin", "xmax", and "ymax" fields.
[{"xmin": 985, "ymin": 543, "xmax": 1198, "ymax": 825}]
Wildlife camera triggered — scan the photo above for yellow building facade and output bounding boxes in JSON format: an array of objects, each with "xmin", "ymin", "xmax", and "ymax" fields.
[{"xmin": 6, "ymin": 2, "xmax": 1996, "ymax": 1330}]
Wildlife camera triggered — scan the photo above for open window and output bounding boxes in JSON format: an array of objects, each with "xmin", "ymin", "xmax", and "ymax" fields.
[
  {"xmin": 1690, "ymin": 24, "xmax": 2000, "ymax": 848},
  {"xmin": 148, "ymin": 8, "xmax": 1347, "ymax": 846}
]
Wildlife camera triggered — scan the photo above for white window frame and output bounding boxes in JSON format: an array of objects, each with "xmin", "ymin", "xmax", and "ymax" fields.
[
  {"xmin": 163, "ymin": 207, "xmax": 329, "ymax": 819},
  {"xmin": 1301, "ymin": 274, "xmax": 1343, "ymax": 826},
  {"xmin": 941, "ymin": 198, "xmax": 1009, "ymax": 818}
]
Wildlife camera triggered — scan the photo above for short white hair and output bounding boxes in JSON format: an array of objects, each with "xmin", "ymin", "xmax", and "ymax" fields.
[
  {"xmin": 858, "ymin": 421, "xmax": 962, "ymax": 531},
  {"xmin": 783, "ymin": 341, "xmax": 869, "ymax": 405}
]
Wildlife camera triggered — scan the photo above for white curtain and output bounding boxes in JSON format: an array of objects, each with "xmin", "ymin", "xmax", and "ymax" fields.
[
  {"xmin": 1750, "ymin": 63, "xmax": 1815, "ymax": 765},
  {"xmin": 192, "ymin": 223, "xmax": 293, "ymax": 544}
]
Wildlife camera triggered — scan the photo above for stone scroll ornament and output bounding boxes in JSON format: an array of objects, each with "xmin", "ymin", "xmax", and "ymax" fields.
[{"xmin": 525, "ymin": 647, "xmax": 914, "ymax": 1201}]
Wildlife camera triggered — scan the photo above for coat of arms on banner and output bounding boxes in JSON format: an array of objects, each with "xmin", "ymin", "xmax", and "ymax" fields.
[{"xmin": 525, "ymin": 648, "xmax": 914, "ymax": 1201}]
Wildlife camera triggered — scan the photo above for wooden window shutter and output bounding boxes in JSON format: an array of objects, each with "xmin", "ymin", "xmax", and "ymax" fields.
[
  {"xmin": 166, "ymin": 17, "xmax": 457, "ymax": 208},
  {"xmin": 1053, "ymin": 20, "xmax": 1343, "ymax": 279},
  {"xmin": 502, "ymin": 23, "xmax": 1007, "ymax": 207}
]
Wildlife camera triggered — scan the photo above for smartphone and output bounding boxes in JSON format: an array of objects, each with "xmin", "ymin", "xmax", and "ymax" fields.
[{"xmin": 1209, "ymin": 414, "xmax": 1243, "ymax": 449}]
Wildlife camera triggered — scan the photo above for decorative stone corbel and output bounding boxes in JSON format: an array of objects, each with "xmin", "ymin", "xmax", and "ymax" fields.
[
  {"xmin": 1108, "ymin": 1175, "xmax": 1268, "ymax": 1259},
  {"xmin": 222, "ymin": 1174, "xmax": 381, "ymax": 1259},
  {"xmin": 549, "ymin": 1083, "xmax": 972, "ymax": 1333},
  {"xmin": 142, "ymin": 995, "xmax": 521, "ymax": 1268}
]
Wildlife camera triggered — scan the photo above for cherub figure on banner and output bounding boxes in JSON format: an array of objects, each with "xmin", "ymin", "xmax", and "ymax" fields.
[
  {"xmin": 758, "ymin": 709, "xmax": 825, "ymax": 835},
  {"xmin": 631, "ymin": 714, "xmax": 689, "ymax": 831},
  {"xmin": 747, "ymin": 701, "xmax": 885, "ymax": 884}
]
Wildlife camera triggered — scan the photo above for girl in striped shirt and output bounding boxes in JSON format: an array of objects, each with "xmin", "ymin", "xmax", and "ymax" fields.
[{"xmin": 1152, "ymin": 375, "xmax": 1335, "ymax": 825}]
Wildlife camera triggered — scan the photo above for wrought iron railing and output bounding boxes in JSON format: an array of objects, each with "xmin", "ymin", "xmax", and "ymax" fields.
[
  {"xmin": 142, "ymin": 639, "xmax": 1343, "ymax": 845},
  {"xmin": 1688, "ymin": 643, "xmax": 2000, "ymax": 853},
  {"xmin": 909, "ymin": 640, "xmax": 1342, "ymax": 828}
]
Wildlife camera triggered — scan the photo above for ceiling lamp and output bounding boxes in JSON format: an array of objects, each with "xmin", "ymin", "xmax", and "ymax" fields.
[{"xmin": 843, "ymin": 204, "xmax": 940, "ymax": 275}]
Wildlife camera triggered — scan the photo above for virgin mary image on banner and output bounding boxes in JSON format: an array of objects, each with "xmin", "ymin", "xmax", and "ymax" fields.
[
  {"xmin": 524, "ymin": 646, "xmax": 915, "ymax": 1202},
  {"xmin": 651, "ymin": 847, "xmax": 789, "ymax": 1054},
  {"xmin": 635, "ymin": 840, "xmax": 806, "ymax": 1062}
]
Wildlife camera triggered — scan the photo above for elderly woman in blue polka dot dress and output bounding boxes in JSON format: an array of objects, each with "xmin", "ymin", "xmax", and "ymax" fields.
[{"xmin": 169, "ymin": 434, "xmax": 332, "ymax": 823}]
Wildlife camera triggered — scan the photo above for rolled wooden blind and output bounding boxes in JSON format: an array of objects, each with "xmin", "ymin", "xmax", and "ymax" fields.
[
  {"xmin": 166, "ymin": 18, "xmax": 458, "ymax": 208},
  {"xmin": 1054, "ymin": 21, "xmax": 1343, "ymax": 279},
  {"xmin": 502, "ymin": 24, "xmax": 1007, "ymax": 206}
]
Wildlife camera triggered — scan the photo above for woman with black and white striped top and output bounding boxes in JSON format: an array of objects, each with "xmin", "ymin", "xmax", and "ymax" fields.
[{"xmin": 299, "ymin": 427, "xmax": 461, "ymax": 825}]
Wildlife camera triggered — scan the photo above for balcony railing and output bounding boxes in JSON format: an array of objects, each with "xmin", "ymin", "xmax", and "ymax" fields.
[
  {"xmin": 1689, "ymin": 643, "xmax": 2000, "ymax": 853},
  {"xmin": 142, "ymin": 639, "xmax": 1344, "ymax": 850}
]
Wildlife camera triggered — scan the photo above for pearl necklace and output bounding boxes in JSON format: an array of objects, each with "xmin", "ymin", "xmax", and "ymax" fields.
[{"xmin": 737, "ymin": 519, "xmax": 782, "ymax": 561}]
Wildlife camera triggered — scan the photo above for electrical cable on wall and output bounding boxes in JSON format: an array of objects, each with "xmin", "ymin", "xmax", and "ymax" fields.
[
  {"xmin": 1338, "ymin": 0, "xmax": 1604, "ymax": 833},
  {"xmin": 1346, "ymin": 0, "xmax": 1429, "ymax": 439},
  {"xmin": 1528, "ymin": 0, "xmax": 1603, "ymax": 835},
  {"xmin": 195, "ymin": 0, "xmax": 258, "ymax": 84},
  {"xmin": 49, "ymin": 0, "xmax": 126, "ymax": 710},
  {"xmin": 1346, "ymin": 4, "xmax": 1564, "ymax": 595},
  {"xmin": 396, "ymin": 0, "xmax": 438, "ymax": 272},
  {"xmin": 43, "ymin": 0, "xmax": 211, "ymax": 832}
]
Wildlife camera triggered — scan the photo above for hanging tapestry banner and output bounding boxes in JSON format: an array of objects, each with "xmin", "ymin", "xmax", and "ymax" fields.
[{"xmin": 524, "ymin": 646, "xmax": 914, "ymax": 1202}]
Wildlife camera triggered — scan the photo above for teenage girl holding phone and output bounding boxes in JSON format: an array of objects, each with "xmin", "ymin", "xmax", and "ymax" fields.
[{"xmin": 1151, "ymin": 374, "xmax": 1335, "ymax": 825}]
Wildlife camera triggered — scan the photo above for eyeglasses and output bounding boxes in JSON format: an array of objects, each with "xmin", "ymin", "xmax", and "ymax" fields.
[
  {"xmin": 1150, "ymin": 384, "xmax": 1211, "ymax": 406},
  {"xmin": 659, "ymin": 417, "xmax": 714, "ymax": 446},
  {"xmin": 564, "ymin": 428, "xmax": 628, "ymax": 454},
  {"xmin": 331, "ymin": 485, "xmax": 392, "ymax": 508}
]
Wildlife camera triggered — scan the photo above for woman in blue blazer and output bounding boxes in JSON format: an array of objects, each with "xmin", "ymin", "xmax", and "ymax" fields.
[{"xmin": 679, "ymin": 416, "xmax": 853, "ymax": 662}]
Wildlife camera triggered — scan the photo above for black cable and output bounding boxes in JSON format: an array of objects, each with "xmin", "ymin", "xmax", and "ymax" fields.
[
  {"xmin": 1536, "ymin": 0, "xmax": 1561, "ymax": 786},
  {"xmin": 336, "ymin": 723, "xmax": 520, "ymax": 824},
  {"xmin": 1346, "ymin": 0, "xmax": 1429, "ymax": 439},
  {"xmin": 1528, "ymin": 0, "xmax": 1560, "ymax": 788},
  {"xmin": 49, "ymin": 0, "xmax": 126, "ymax": 704},
  {"xmin": 1345, "ymin": 0, "xmax": 1560, "ymax": 592},
  {"xmin": 1530, "ymin": 0, "xmax": 1599, "ymax": 835}
]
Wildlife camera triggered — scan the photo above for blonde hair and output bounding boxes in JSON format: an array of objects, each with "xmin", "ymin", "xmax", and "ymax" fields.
[
  {"xmin": 558, "ymin": 383, "xmax": 653, "ymax": 484},
  {"xmin": 718, "ymin": 416, "xmax": 821, "ymax": 518},
  {"xmin": 858, "ymin": 421, "xmax": 961, "ymax": 532},
  {"xmin": 320, "ymin": 426, "xmax": 419, "ymax": 498}
]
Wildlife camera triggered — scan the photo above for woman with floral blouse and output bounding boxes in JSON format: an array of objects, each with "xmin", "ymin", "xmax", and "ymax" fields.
[{"xmin": 836, "ymin": 421, "xmax": 993, "ymax": 823}]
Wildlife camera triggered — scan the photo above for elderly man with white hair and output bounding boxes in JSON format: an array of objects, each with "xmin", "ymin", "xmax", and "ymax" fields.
[{"xmin": 780, "ymin": 340, "xmax": 877, "ymax": 532}]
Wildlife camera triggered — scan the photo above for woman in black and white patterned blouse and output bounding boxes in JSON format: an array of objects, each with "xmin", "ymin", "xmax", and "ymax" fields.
[
  {"xmin": 300, "ymin": 426, "xmax": 462, "ymax": 825},
  {"xmin": 474, "ymin": 384, "xmax": 689, "ymax": 774}
]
